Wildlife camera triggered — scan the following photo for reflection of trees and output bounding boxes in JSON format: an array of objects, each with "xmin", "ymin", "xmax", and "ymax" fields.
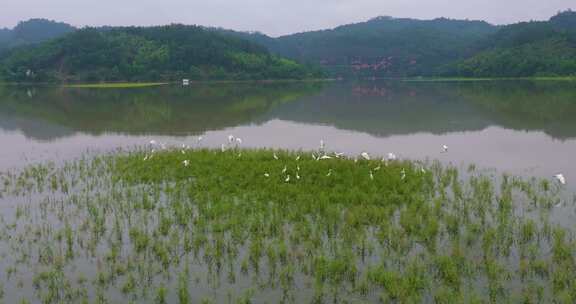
[
  {"xmin": 455, "ymin": 81, "xmax": 576, "ymax": 140},
  {"xmin": 265, "ymin": 81, "xmax": 576, "ymax": 140},
  {"xmin": 1, "ymin": 80, "xmax": 575, "ymax": 142},
  {"xmin": 0, "ymin": 83, "xmax": 323, "ymax": 140}
]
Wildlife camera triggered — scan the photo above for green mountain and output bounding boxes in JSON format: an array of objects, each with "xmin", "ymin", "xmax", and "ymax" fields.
[
  {"xmin": 450, "ymin": 13, "xmax": 576, "ymax": 77},
  {"xmin": 1, "ymin": 11, "xmax": 575, "ymax": 81},
  {"xmin": 0, "ymin": 25, "xmax": 323, "ymax": 82},
  {"xmin": 231, "ymin": 11, "xmax": 576, "ymax": 78},
  {"xmin": 0, "ymin": 19, "xmax": 75, "ymax": 50},
  {"xmin": 230, "ymin": 17, "xmax": 497, "ymax": 78}
]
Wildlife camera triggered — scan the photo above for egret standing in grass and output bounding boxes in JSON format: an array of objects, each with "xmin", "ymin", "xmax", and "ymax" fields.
[
  {"xmin": 183, "ymin": 160, "xmax": 190, "ymax": 167},
  {"xmin": 555, "ymin": 174, "xmax": 566, "ymax": 185},
  {"xmin": 361, "ymin": 152, "xmax": 371, "ymax": 161}
]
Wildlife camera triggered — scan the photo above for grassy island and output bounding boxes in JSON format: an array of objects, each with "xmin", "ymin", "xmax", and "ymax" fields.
[{"xmin": 0, "ymin": 147, "xmax": 573, "ymax": 303}]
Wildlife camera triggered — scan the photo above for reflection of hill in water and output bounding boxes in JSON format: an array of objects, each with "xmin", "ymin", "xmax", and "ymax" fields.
[
  {"xmin": 0, "ymin": 83, "xmax": 323, "ymax": 140},
  {"xmin": 264, "ymin": 82, "xmax": 491, "ymax": 136},
  {"xmin": 1, "ymin": 80, "xmax": 575, "ymax": 141},
  {"xmin": 264, "ymin": 81, "xmax": 576, "ymax": 140}
]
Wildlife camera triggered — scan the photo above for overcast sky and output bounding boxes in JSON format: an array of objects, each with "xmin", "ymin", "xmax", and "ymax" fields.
[{"xmin": 1, "ymin": 0, "xmax": 574, "ymax": 36}]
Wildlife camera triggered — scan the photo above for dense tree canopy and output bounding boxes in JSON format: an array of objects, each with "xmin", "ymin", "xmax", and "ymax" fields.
[
  {"xmin": 0, "ymin": 19, "xmax": 75, "ymax": 50},
  {"xmin": 0, "ymin": 25, "xmax": 323, "ymax": 82},
  {"xmin": 1, "ymin": 11, "xmax": 575, "ymax": 81},
  {"xmin": 231, "ymin": 11, "xmax": 576, "ymax": 78}
]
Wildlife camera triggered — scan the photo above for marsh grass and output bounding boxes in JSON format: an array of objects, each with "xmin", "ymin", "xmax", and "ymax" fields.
[
  {"xmin": 0, "ymin": 147, "xmax": 573, "ymax": 303},
  {"xmin": 64, "ymin": 82, "xmax": 169, "ymax": 89}
]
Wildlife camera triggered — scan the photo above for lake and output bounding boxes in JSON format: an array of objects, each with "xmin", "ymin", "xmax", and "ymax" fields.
[
  {"xmin": 1, "ymin": 80, "xmax": 576, "ymax": 303},
  {"xmin": 1, "ymin": 80, "xmax": 575, "ymax": 191}
]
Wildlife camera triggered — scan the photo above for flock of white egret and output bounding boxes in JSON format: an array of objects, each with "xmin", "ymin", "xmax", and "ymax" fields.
[{"xmin": 146, "ymin": 135, "xmax": 568, "ymax": 188}]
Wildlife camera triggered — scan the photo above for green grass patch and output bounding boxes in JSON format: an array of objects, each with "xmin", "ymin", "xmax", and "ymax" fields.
[
  {"xmin": 64, "ymin": 82, "xmax": 169, "ymax": 88},
  {"xmin": 0, "ymin": 147, "xmax": 573, "ymax": 303}
]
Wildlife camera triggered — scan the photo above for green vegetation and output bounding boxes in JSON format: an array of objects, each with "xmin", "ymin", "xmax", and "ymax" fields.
[
  {"xmin": 231, "ymin": 11, "xmax": 576, "ymax": 78},
  {"xmin": 64, "ymin": 82, "xmax": 168, "ymax": 88},
  {"xmin": 449, "ymin": 15, "xmax": 576, "ymax": 77},
  {"xmin": 2, "ymin": 11, "xmax": 576, "ymax": 81},
  {"xmin": 233, "ymin": 16, "xmax": 497, "ymax": 78},
  {"xmin": 0, "ymin": 25, "xmax": 323, "ymax": 83},
  {"xmin": 0, "ymin": 146, "xmax": 573, "ymax": 303},
  {"xmin": 0, "ymin": 19, "xmax": 75, "ymax": 50}
]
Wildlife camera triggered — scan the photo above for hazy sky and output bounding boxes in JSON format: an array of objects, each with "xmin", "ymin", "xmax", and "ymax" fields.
[{"xmin": 1, "ymin": 0, "xmax": 574, "ymax": 36}]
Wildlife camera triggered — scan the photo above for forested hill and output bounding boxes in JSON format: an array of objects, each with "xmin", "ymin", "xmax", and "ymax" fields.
[
  {"xmin": 0, "ymin": 19, "xmax": 75, "ymax": 50},
  {"xmin": 228, "ymin": 17, "xmax": 498, "ymax": 77},
  {"xmin": 1, "ymin": 11, "xmax": 575, "ymax": 82},
  {"xmin": 450, "ymin": 11, "xmax": 576, "ymax": 77},
  {"xmin": 230, "ymin": 11, "xmax": 576, "ymax": 78},
  {"xmin": 0, "ymin": 25, "xmax": 323, "ymax": 82}
]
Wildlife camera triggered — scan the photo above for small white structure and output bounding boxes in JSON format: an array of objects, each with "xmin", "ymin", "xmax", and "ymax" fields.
[{"xmin": 182, "ymin": 79, "xmax": 190, "ymax": 86}]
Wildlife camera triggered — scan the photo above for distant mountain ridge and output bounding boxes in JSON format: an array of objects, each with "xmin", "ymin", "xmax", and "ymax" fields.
[
  {"xmin": 0, "ymin": 19, "xmax": 75, "ymax": 49},
  {"xmin": 0, "ymin": 25, "xmax": 322, "ymax": 82},
  {"xmin": 228, "ymin": 11, "xmax": 576, "ymax": 78},
  {"xmin": 1, "ymin": 10, "xmax": 575, "ymax": 81}
]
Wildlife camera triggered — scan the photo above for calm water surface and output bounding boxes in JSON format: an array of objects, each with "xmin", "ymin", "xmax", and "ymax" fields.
[{"xmin": 1, "ymin": 80, "xmax": 575, "ymax": 191}]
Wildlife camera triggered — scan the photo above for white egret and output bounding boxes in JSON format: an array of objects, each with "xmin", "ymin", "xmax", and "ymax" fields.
[
  {"xmin": 369, "ymin": 170, "xmax": 374, "ymax": 180},
  {"xmin": 282, "ymin": 166, "xmax": 287, "ymax": 174},
  {"xmin": 273, "ymin": 153, "xmax": 279, "ymax": 160},
  {"xmin": 296, "ymin": 155, "xmax": 301, "ymax": 161},
  {"xmin": 320, "ymin": 155, "xmax": 332, "ymax": 160},
  {"xmin": 442, "ymin": 145, "xmax": 448, "ymax": 153},
  {"xmin": 296, "ymin": 172, "xmax": 301, "ymax": 180},
  {"xmin": 387, "ymin": 153, "xmax": 397, "ymax": 161},
  {"xmin": 264, "ymin": 173, "xmax": 270, "ymax": 177},
  {"xmin": 326, "ymin": 169, "xmax": 333, "ymax": 177},
  {"xmin": 143, "ymin": 155, "xmax": 149, "ymax": 161},
  {"xmin": 228, "ymin": 135, "xmax": 235, "ymax": 143},
  {"xmin": 361, "ymin": 152, "xmax": 371, "ymax": 161},
  {"xmin": 555, "ymin": 174, "xmax": 566, "ymax": 185},
  {"xmin": 183, "ymin": 160, "xmax": 190, "ymax": 167},
  {"xmin": 401, "ymin": 169, "xmax": 406, "ymax": 180},
  {"xmin": 285, "ymin": 175, "xmax": 291, "ymax": 182}
]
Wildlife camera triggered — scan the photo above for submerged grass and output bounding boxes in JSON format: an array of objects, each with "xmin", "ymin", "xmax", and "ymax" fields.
[
  {"xmin": 0, "ymin": 147, "xmax": 573, "ymax": 303},
  {"xmin": 63, "ymin": 82, "xmax": 169, "ymax": 88}
]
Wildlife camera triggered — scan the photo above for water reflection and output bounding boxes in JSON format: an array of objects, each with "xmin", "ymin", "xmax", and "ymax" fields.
[
  {"xmin": 1, "ymin": 81, "xmax": 575, "ymax": 141},
  {"xmin": 0, "ymin": 83, "xmax": 323, "ymax": 140}
]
